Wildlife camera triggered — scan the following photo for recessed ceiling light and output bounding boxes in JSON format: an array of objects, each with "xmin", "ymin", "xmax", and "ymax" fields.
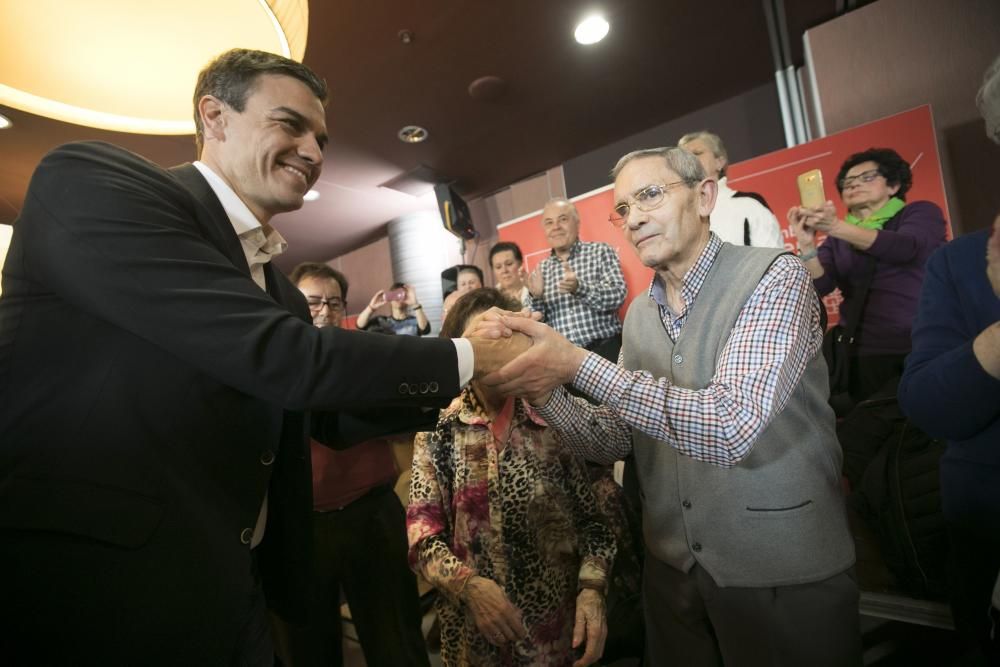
[
  {"xmin": 398, "ymin": 125, "xmax": 429, "ymax": 143},
  {"xmin": 574, "ymin": 15, "xmax": 609, "ymax": 45},
  {"xmin": 0, "ymin": 113, "xmax": 11, "ymax": 129},
  {"xmin": 303, "ymin": 189, "xmax": 320, "ymax": 202}
]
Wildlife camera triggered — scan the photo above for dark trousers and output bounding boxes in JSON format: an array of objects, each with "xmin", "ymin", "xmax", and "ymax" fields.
[
  {"xmin": 947, "ymin": 514, "xmax": 1000, "ymax": 665},
  {"xmin": 642, "ymin": 552, "xmax": 862, "ymax": 667},
  {"xmin": 233, "ymin": 554, "xmax": 276, "ymax": 667},
  {"xmin": 272, "ymin": 487, "xmax": 429, "ymax": 667},
  {"xmin": 848, "ymin": 353, "xmax": 906, "ymax": 405}
]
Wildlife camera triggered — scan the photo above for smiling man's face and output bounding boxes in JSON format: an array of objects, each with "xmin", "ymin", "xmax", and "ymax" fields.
[{"xmin": 202, "ymin": 73, "xmax": 327, "ymax": 223}]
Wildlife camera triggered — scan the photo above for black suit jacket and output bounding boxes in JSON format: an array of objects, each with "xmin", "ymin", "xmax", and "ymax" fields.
[{"xmin": 0, "ymin": 141, "xmax": 459, "ymax": 664}]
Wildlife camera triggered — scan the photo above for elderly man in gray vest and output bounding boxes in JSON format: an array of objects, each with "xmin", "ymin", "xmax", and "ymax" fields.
[{"xmin": 479, "ymin": 147, "xmax": 860, "ymax": 666}]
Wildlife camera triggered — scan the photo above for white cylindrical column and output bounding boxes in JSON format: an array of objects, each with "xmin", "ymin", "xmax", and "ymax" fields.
[{"xmin": 387, "ymin": 211, "xmax": 464, "ymax": 334}]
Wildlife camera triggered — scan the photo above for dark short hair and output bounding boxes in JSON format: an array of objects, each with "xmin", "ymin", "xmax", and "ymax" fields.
[
  {"xmin": 439, "ymin": 288, "xmax": 520, "ymax": 338},
  {"xmin": 289, "ymin": 262, "xmax": 348, "ymax": 300},
  {"xmin": 489, "ymin": 241, "xmax": 524, "ymax": 264},
  {"xmin": 193, "ymin": 48, "xmax": 328, "ymax": 155},
  {"xmin": 390, "ymin": 281, "xmax": 405, "ymax": 291},
  {"xmin": 456, "ymin": 264, "xmax": 484, "ymax": 284},
  {"xmin": 836, "ymin": 148, "xmax": 912, "ymax": 200}
]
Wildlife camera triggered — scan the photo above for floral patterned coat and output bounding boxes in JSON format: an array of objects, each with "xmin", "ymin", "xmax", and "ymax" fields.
[{"xmin": 407, "ymin": 391, "xmax": 616, "ymax": 666}]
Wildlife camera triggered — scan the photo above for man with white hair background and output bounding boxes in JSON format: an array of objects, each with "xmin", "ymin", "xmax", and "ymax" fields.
[{"xmin": 679, "ymin": 130, "xmax": 784, "ymax": 249}]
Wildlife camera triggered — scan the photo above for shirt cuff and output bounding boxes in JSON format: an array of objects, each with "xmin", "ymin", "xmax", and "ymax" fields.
[
  {"xmin": 452, "ymin": 338, "xmax": 474, "ymax": 387},
  {"xmin": 575, "ymin": 351, "xmax": 628, "ymax": 405},
  {"xmin": 533, "ymin": 385, "xmax": 576, "ymax": 426}
]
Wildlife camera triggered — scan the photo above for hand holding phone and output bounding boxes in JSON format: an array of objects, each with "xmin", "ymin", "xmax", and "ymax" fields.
[
  {"xmin": 384, "ymin": 287, "xmax": 407, "ymax": 302},
  {"xmin": 797, "ymin": 169, "xmax": 826, "ymax": 210}
]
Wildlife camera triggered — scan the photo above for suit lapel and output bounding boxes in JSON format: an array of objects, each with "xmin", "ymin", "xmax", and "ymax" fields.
[
  {"xmin": 170, "ymin": 163, "xmax": 251, "ymax": 278},
  {"xmin": 170, "ymin": 163, "xmax": 308, "ymax": 321}
]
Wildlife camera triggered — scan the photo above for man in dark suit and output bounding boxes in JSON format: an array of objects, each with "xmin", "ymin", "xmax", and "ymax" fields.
[{"xmin": 0, "ymin": 49, "xmax": 522, "ymax": 665}]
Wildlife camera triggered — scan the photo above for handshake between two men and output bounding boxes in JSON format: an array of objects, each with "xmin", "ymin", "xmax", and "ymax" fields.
[{"xmin": 464, "ymin": 307, "xmax": 588, "ymax": 405}]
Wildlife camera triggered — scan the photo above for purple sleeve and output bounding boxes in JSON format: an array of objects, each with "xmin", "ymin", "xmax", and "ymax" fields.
[
  {"xmin": 866, "ymin": 201, "xmax": 948, "ymax": 265},
  {"xmin": 812, "ymin": 238, "xmax": 840, "ymax": 297}
]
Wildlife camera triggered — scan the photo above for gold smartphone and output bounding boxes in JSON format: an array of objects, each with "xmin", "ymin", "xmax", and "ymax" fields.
[{"xmin": 797, "ymin": 169, "xmax": 826, "ymax": 209}]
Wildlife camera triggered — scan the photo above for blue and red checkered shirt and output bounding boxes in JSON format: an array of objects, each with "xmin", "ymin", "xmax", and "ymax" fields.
[{"xmin": 536, "ymin": 234, "xmax": 823, "ymax": 468}]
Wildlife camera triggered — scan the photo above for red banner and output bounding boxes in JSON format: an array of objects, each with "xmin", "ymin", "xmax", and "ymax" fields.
[{"xmin": 499, "ymin": 105, "xmax": 951, "ymax": 324}]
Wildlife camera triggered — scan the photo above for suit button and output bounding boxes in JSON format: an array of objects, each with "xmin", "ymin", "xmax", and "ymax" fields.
[
  {"xmin": 260, "ymin": 450, "xmax": 275, "ymax": 466},
  {"xmin": 429, "ymin": 381, "xmax": 439, "ymax": 393},
  {"xmin": 673, "ymin": 353, "xmax": 683, "ymax": 364},
  {"xmin": 398, "ymin": 383, "xmax": 408, "ymax": 395},
  {"xmin": 691, "ymin": 542, "xmax": 702, "ymax": 552},
  {"xmin": 409, "ymin": 383, "xmax": 418, "ymax": 395},
  {"xmin": 682, "ymin": 499, "xmax": 692, "ymax": 509},
  {"xmin": 240, "ymin": 528, "xmax": 253, "ymax": 545},
  {"xmin": 419, "ymin": 382, "xmax": 429, "ymax": 394}
]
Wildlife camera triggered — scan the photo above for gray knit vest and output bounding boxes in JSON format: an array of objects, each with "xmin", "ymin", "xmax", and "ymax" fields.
[{"xmin": 623, "ymin": 244, "xmax": 854, "ymax": 587}]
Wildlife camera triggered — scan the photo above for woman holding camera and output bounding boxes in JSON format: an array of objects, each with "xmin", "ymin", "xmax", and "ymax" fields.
[
  {"xmin": 356, "ymin": 282, "xmax": 430, "ymax": 336},
  {"xmin": 787, "ymin": 147, "xmax": 947, "ymax": 405}
]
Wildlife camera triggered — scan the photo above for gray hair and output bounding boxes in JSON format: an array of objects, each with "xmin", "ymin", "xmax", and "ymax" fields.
[
  {"xmin": 977, "ymin": 54, "xmax": 1000, "ymax": 144},
  {"xmin": 610, "ymin": 147, "xmax": 706, "ymax": 184},
  {"xmin": 542, "ymin": 197, "xmax": 580, "ymax": 221},
  {"xmin": 678, "ymin": 130, "xmax": 729, "ymax": 176}
]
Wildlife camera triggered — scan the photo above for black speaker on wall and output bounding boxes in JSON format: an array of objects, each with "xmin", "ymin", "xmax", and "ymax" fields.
[{"xmin": 434, "ymin": 183, "xmax": 476, "ymax": 240}]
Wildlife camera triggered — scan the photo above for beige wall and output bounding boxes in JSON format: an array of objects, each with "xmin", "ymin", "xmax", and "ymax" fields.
[{"xmin": 806, "ymin": 0, "xmax": 1000, "ymax": 233}]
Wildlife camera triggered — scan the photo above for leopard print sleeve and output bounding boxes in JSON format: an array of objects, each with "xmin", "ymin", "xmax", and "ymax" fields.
[
  {"xmin": 406, "ymin": 430, "xmax": 475, "ymax": 604},
  {"xmin": 559, "ymin": 445, "xmax": 616, "ymax": 585}
]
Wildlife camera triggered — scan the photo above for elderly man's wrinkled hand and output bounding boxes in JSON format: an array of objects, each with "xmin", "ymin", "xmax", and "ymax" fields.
[
  {"xmin": 464, "ymin": 310, "xmax": 534, "ymax": 379},
  {"xmin": 464, "ymin": 306, "xmax": 541, "ymax": 340},
  {"xmin": 480, "ymin": 316, "xmax": 588, "ymax": 398}
]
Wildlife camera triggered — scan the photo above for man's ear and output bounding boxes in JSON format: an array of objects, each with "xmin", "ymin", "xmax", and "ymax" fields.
[
  {"xmin": 696, "ymin": 178, "xmax": 719, "ymax": 218},
  {"xmin": 197, "ymin": 95, "xmax": 227, "ymax": 143}
]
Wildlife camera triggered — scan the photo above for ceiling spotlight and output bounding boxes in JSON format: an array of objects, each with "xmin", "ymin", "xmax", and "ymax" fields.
[
  {"xmin": 574, "ymin": 15, "xmax": 610, "ymax": 45},
  {"xmin": 303, "ymin": 189, "xmax": 320, "ymax": 202},
  {"xmin": 0, "ymin": 113, "xmax": 11, "ymax": 129},
  {"xmin": 398, "ymin": 125, "xmax": 429, "ymax": 144}
]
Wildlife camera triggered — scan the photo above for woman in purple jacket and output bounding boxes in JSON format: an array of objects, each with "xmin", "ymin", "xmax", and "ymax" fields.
[{"xmin": 787, "ymin": 148, "xmax": 948, "ymax": 403}]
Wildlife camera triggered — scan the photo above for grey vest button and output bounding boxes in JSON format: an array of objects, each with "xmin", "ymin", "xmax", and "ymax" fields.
[
  {"xmin": 691, "ymin": 542, "xmax": 702, "ymax": 552},
  {"xmin": 260, "ymin": 450, "xmax": 275, "ymax": 466},
  {"xmin": 419, "ymin": 382, "xmax": 429, "ymax": 394},
  {"xmin": 240, "ymin": 528, "xmax": 253, "ymax": 545},
  {"xmin": 673, "ymin": 353, "xmax": 683, "ymax": 364},
  {"xmin": 409, "ymin": 383, "xmax": 418, "ymax": 395},
  {"xmin": 429, "ymin": 381, "xmax": 439, "ymax": 393},
  {"xmin": 682, "ymin": 499, "xmax": 692, "ymax": 509},
  {"xmin": 398, "ymin": 383, "xmax": 408, "ymax": 394}
]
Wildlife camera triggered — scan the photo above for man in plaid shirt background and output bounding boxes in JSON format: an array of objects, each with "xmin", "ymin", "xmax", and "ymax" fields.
[{"xmin": 526, "ymin": 198, "xmax": 627, "ymax": 362}]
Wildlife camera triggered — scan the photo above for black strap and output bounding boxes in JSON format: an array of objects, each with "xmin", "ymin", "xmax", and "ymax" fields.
[
  {"xmin": 839, "ymin": 251, "xmax": 878, "ymax": 344},
  {"xmin": 743, "ymin": 218, "xmax": 751, "ymax": 246}
]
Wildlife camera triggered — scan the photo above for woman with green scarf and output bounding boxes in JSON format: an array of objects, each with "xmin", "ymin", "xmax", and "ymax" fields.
[{"xmin": 787, "ymin": 147, "xmax": 947, "ymax": 406}]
